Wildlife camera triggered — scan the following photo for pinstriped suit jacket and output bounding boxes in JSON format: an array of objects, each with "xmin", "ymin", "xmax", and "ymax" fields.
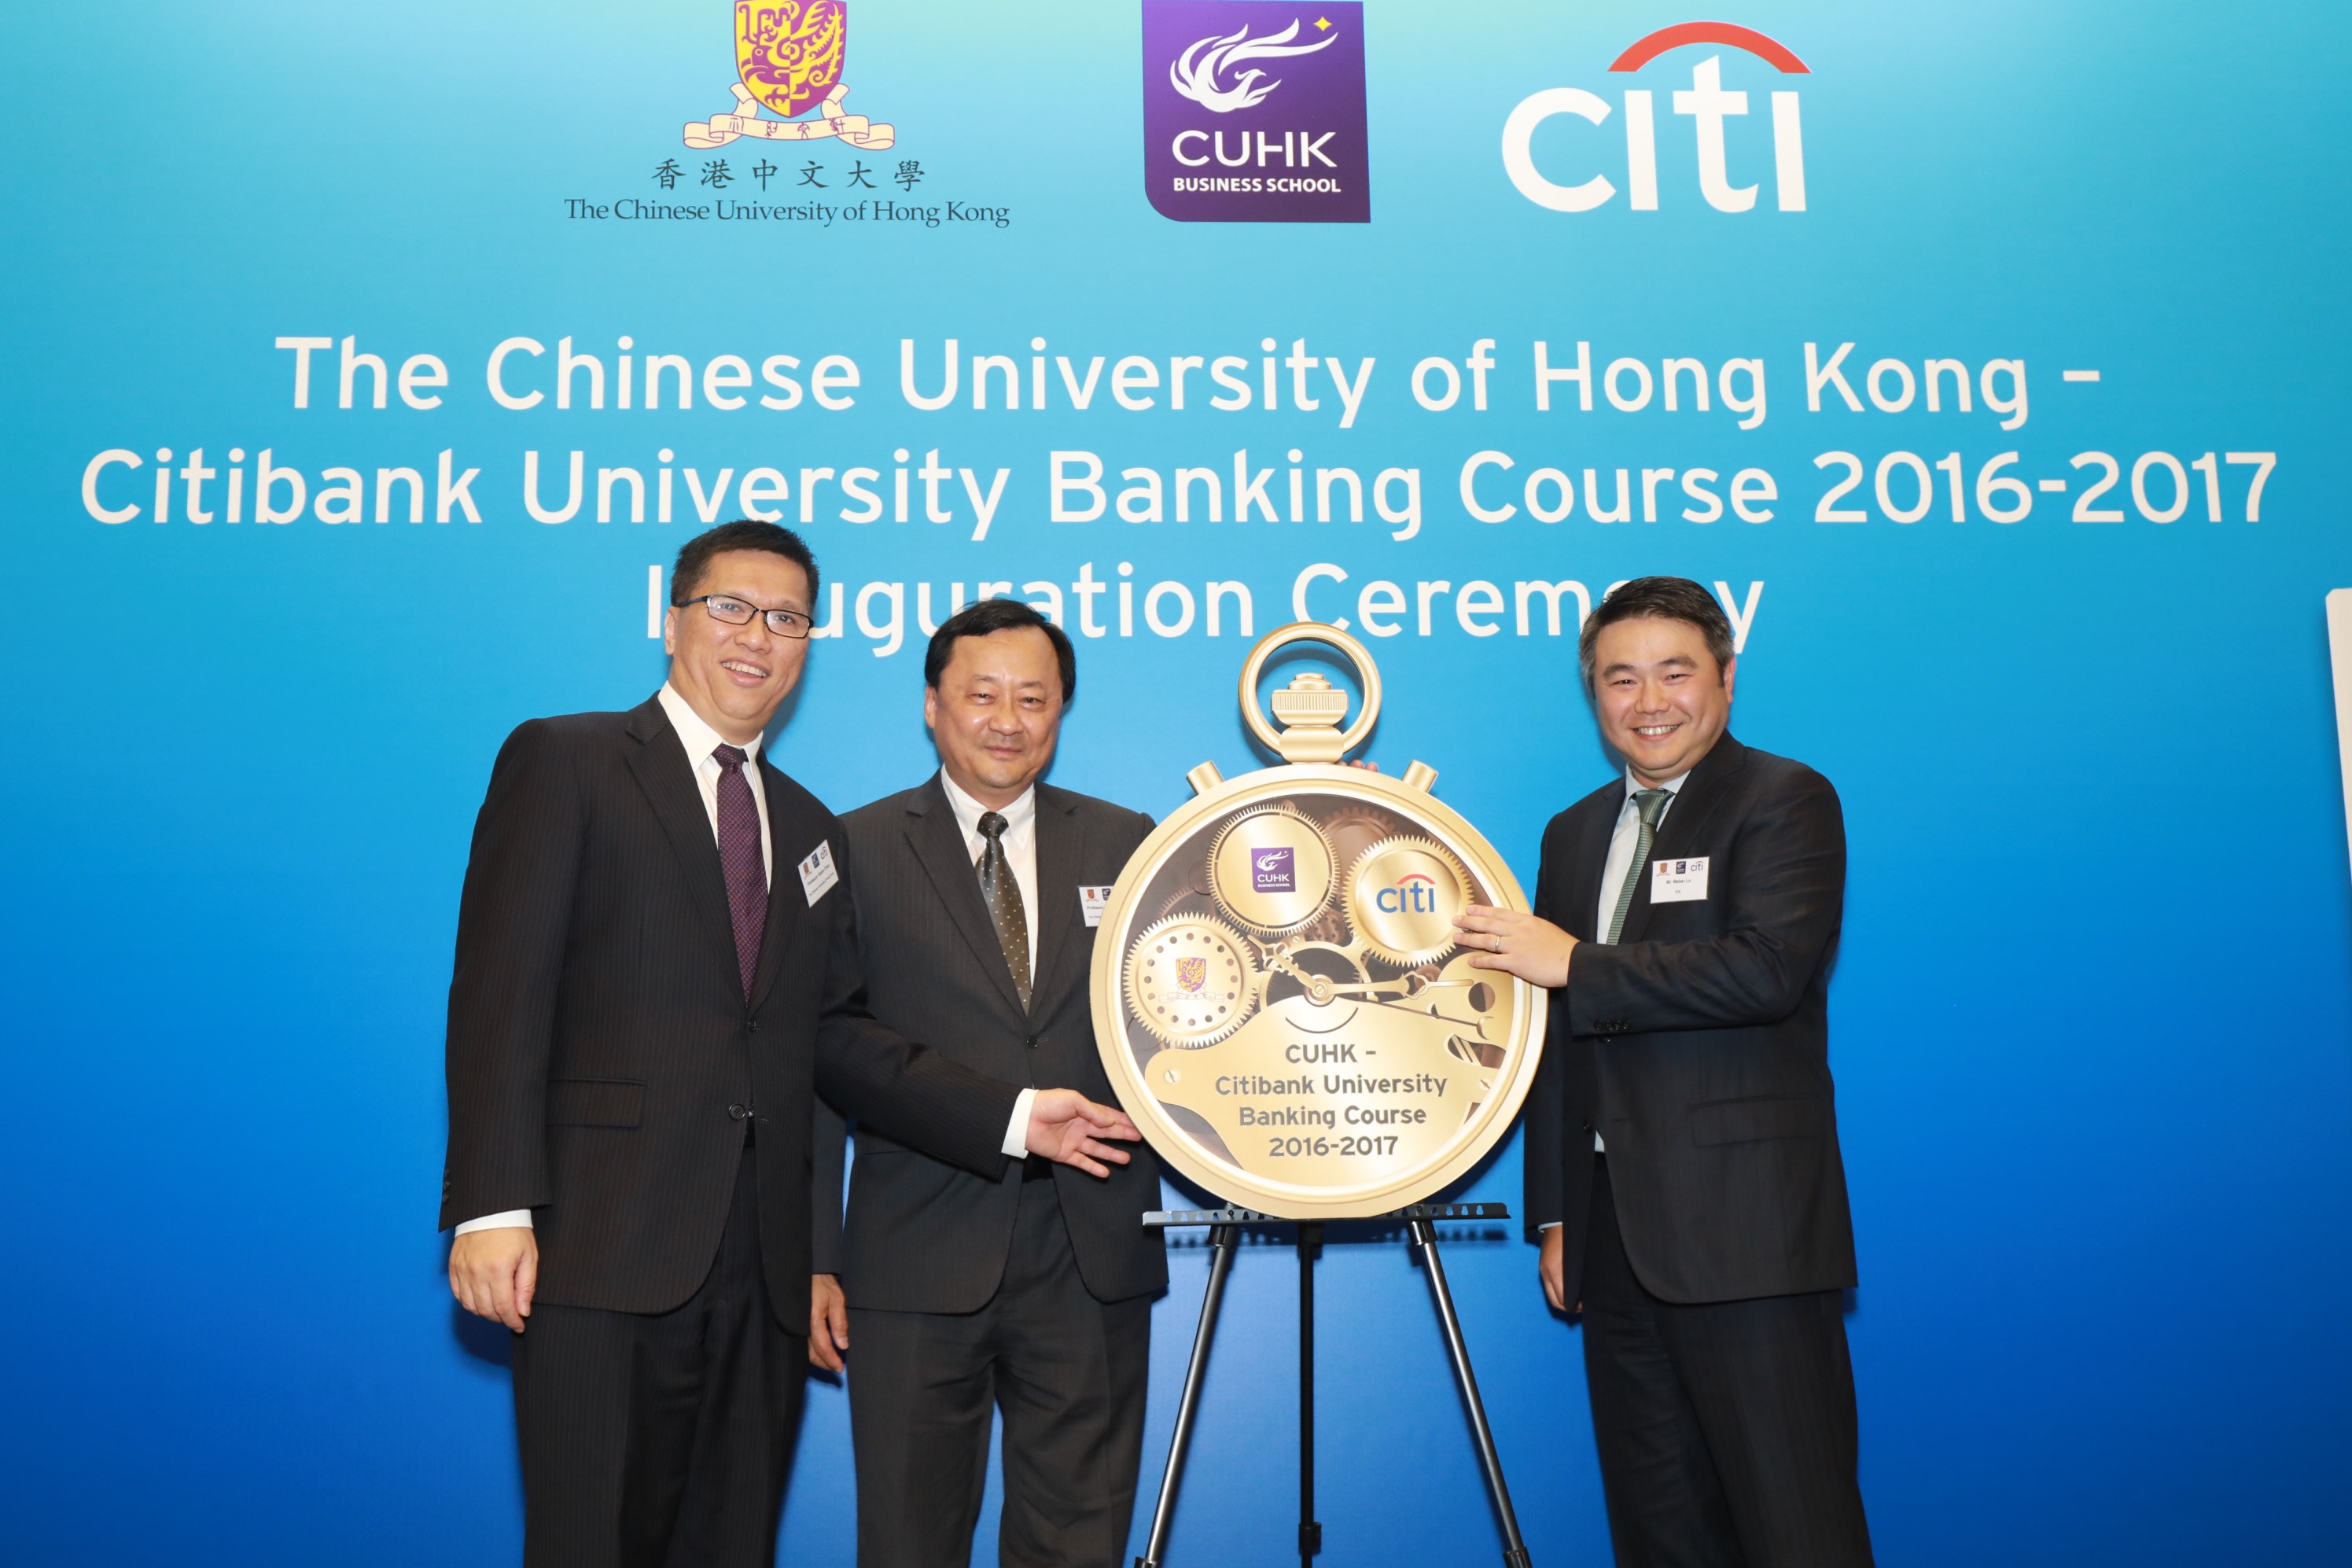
[
  {"xmin": 1522, "ymin": 732, "xmax": 1857, "ymax": 1307},
  {"xmin": 439, "ymin": 694, "xmax": 1022, "ymax": 1326},
  {"xmin": 815, "ymin": 775, "xmax": 1169, "ymax": 1314}
]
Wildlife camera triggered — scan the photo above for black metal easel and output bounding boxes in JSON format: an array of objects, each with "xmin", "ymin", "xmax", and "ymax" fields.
[{"xmin": 1133, "ymin": 1202, "xmax": 1534, "ymax": 1568}]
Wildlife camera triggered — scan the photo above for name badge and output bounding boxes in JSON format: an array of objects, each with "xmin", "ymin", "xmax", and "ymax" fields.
[
  {"xmin": 1079, "ymin": 885, "xmax": 1114, "ymax": 927},
  {"xmin": 798, "ymin": 841, "xmax": 840, "ymax": 906},
  {"xmin": 1650, "ymin": 856, "xmax": 1709, "ymax": 904}
]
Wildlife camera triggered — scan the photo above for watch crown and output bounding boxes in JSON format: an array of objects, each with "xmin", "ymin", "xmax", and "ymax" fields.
[{"xmin": 1270, "ymin": 672, "xmax": 1351, "ymax": 764}]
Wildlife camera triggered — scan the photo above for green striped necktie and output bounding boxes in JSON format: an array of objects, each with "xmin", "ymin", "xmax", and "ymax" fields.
[{"xmin": 1603, "ymin": 790, "xmax": 1674, "ymax": 945}]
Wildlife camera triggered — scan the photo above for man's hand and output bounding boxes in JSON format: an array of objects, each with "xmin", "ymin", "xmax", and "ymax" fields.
[
  {"xmin": 1537, "ymin": 1225, "xmax": 1572, "ymax": 1314},
  {"xmin": 808, "ymin": 1274, "xmax": 849, "ymax": 1371},
  {"xmin": 1455, "ymin": 904, "xmax": 1578, "ymax": 988},
  {"xmin": 450, "ymin": 1226, "xmax": 538, "ymax": 1332},
  {"xmin": 1025, "ymin": 1088, "xmax": 1142, "ymax": 1178}
]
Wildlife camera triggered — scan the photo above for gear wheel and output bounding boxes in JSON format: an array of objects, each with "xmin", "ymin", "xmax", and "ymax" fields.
[
  {"xmin": 1206, "ymin": 801, "xmax": 1339, "ymax": 938},
  {"xmin": 1321, "ymin": 804, "xmax": 1393, "ymax": 863},
  {"xmin": 1123, "ymin": 913, "xmax": 1261, "ymax": 1048},
  {"xmin": 1343, "ymin": 834, "xmax": 1476, "ymax": 967}
]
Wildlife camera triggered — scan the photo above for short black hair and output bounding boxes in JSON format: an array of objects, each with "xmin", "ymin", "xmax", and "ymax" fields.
[
  {"xmin": 924, "ymin": 598, "xmax": 1077, "ymax": 702},
  {"xmin": 1578, "ymin": 576, "xmax": 1735, "ymax": 690},
  {"xmin": 672, "ymin": 520, "xmax": 819, "ymax": 606}
]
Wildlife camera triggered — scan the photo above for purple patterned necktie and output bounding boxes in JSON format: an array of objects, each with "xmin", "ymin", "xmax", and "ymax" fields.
[{"xmin": 712, "ymin": 744, "xmax": 767, "ymax": 998}]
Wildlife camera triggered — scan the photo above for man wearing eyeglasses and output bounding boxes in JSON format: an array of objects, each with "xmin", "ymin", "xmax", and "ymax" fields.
[{"xmin": 440, "ymin": 520, "xmax": 1143, "ymax": 1568}]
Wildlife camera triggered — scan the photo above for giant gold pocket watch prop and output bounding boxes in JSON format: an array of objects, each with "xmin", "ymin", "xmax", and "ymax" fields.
[{"xmin": 1091, "ymin": 624, "xmax": 1543, "ymax": 1220}]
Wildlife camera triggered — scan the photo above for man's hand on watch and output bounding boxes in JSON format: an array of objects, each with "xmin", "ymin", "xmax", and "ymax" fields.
[
  {"xmin": 1456, "ymin": 904, "xmax": 1579, "ymax": 988},
  {"xmin": 1025, "ymin": 1088, "xmax": 1141, "ymax": 1178}
]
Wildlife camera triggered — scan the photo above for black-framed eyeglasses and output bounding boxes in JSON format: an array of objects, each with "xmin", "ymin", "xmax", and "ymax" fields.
[{"xmin": 675, "ymin": 594, "xmax": 814, "ymax": 639}]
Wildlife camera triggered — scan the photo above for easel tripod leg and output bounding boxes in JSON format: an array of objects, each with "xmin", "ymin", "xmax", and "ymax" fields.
[
  {"xmin": 1298, "ymin": 1221, "xmax": 1322, "ymax": 1566},
  {"xmin": 1135, "ymin": 1223, "xmax": 1240, "ymax": 1568},
  {"xmin": 1410, "ymin": 1217, "xmax": 1535, "ymax": 1568}
]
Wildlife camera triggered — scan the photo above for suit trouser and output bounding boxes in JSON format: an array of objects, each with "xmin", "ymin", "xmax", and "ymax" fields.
[
  {"xmin": 512, "ymin": 1142, "xmax": 808, "ymax": 1568},
  {"xmin": 846, "ymin": 1175, "xmax": 1151, "ymax": 1568},
  {"xmin": 1581, "ymin": 1156, "xmax": 1873, "ymax": 1568}
]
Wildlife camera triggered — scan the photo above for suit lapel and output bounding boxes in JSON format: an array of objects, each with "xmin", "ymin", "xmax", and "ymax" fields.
[
  {"xmin": 1616, "ymin": 733, "xmax": 1747, "ymax": 947},
  {"xmin": 905, "ymin": 777, "xmax": 1029, "ymax": 1017},
  {"xmin": 1026, "ymin": 786, "xmax": 1083, "ymax": 1015},
  {"xmin": 748, "ymin": 757, "xmax": 807, "ymax": 1010},
  {"xmin": 1567, "ymin": 781, "xmax": 1626, "ymax": 943},
  {"xmin": 623, "ymin": 697, "xmax": 740, "ymax": 988}
]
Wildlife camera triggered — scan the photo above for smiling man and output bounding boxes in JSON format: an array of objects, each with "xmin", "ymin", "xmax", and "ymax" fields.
[
  {"xmin": 815, "ymin": 598, "xmax": 1165, "ymax": 1568},
  {"xmin": 440, "ymin": 523, "xmax": 1142, "ymax": 1568},
  {"xmin": 1456, "ymin": 576, "xmax": 1872, "ymax": 1568}
]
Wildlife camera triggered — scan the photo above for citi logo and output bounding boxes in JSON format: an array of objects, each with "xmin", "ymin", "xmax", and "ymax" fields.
[
  {"xmin": 1169, "ymin": 18, "xmax": 1336, "ymax": 112},
  {"xmin": 1373, "ymin": 873, "xmax": 1442, "ymax": 915},
  {"xmin": 1503, "ymin": 21, "xmax": 1809, "ymax": 214}
]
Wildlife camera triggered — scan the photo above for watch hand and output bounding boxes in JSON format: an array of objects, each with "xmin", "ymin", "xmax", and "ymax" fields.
[
  {"xmin": 1316, "ymin": 976, "xmax": 1470, "ymax": 999},
  {"xmin": 1347, "ymin": 992, "xmax": 1498, "ymax": 1038}
]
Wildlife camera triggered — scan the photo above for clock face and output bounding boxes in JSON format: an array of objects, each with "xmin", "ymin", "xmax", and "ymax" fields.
[{"xmin": 1092, "ymin": 765, "xmax": 1544, "ymax": 1220}]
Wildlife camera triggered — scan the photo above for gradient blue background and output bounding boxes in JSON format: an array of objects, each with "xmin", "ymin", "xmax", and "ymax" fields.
[{"xmin": 3, "ymin": 2, "xmax": 2347, "ymax": 1563}]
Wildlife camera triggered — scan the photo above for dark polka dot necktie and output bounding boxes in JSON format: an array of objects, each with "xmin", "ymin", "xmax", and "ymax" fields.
[{"xmin": 976, "ymin": 810, "xmax": 1032, "ymax": 1010}]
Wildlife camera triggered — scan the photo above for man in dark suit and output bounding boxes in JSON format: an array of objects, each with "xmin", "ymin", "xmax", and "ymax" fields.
[
  {"xmin": 1456, "ymin": 576, "xmax": 1872, "ymax": 1568},
  {"xmin": 810, "ymin": 598, "xmax": 1166, "ymax": 1568},
  {"xmin": 440, "ymin": 521, "xmax": 1143, "ymax": 1568}
]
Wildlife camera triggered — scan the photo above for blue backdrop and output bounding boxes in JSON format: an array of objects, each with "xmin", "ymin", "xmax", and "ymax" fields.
[{"xmin": 4, "ymin": 2, "xmax": 2347, "ymax": 1563}]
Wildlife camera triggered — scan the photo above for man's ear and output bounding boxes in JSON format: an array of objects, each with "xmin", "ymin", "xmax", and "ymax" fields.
[
  {"xmin": 922, "ymin": 683, "xmax": 940, "ymax": 734},
  {"xmin": 1721, "ymin": 654, "xmax": 1738, "ymax": 702},
  {"xmin": 661, "ymin": 605, "xmax": 679, "ymax": 657}
]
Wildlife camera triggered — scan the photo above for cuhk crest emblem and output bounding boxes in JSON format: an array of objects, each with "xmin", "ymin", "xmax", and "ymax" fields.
[
  {"xmin": 685, "ymin": 2, "xmax": 896, "ymax": 150},
  {"xmin": 1176, "ymin": 956, "xmax": 1209, "ymax": 993}
]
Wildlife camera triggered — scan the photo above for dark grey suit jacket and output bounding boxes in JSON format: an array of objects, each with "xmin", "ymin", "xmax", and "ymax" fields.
[
  {"xmin": 440, "ymin": 696, "xmax": 1022, "ymax": 1327},
  {"xmin": 815, "ymin": 775, "xmax": 1169, "ymax": 1314},
  {"xmin": 1522, "ymin": 732, "xmax": 1858, "ymax": 1306}
]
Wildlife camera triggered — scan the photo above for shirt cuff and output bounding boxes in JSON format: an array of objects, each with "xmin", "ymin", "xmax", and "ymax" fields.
[
  {"xmin": 455, "ymin": 1209, "xmax": 534, "ymax": 1235},
  {"xmin": 1001, "ymin": 1088, "xmax": 1038, "ymax": 1158}
]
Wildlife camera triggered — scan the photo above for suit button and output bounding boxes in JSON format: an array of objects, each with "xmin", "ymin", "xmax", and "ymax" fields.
[
  {"xmin": 1025, "ymin": 1034, "xmax": 1040, "ymax": 1048},
  {"xmin": 745, "ymin": 1019, "xmax": 760, "ymax": 1033},
  {"xmin": 727, "ymin": 1104, "xmax": 749, "ymax": 1121}
]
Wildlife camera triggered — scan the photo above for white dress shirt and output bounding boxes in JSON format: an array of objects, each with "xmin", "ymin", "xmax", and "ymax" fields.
[
  {"xmin": 937, "ymin": 771, "xmax": 1040, "ymax": 1153},
  {"xmin": 1581, "ymin": 767, "xmax": 1689, "ymax": 1161},
  {"xmin": 458, "ymin": 698, "xmax": 1035, "ymax": 1235}
]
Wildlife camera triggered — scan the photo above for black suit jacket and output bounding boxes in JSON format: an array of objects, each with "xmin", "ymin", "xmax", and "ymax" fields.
[
  {"xmin": 1522, "ymin": 733, "xmax": 1858, "ymax": 1307},
  {"xmin": 815, "ymin": 776, "xmax": 1169, "ymax": 1314},
  {"xmin": 439, "ymin": 696, "xmax": 1021, "ymax": 1328}
]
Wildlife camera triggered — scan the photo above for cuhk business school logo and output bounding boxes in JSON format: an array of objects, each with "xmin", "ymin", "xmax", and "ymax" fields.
[
  {"xmin": 1142, "ymin": 2, "xmax": 1370, "ymax": 223},
  {"xmin": 1503, "ymin": 20, "xmax": 1809, "ymax": 213}
]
